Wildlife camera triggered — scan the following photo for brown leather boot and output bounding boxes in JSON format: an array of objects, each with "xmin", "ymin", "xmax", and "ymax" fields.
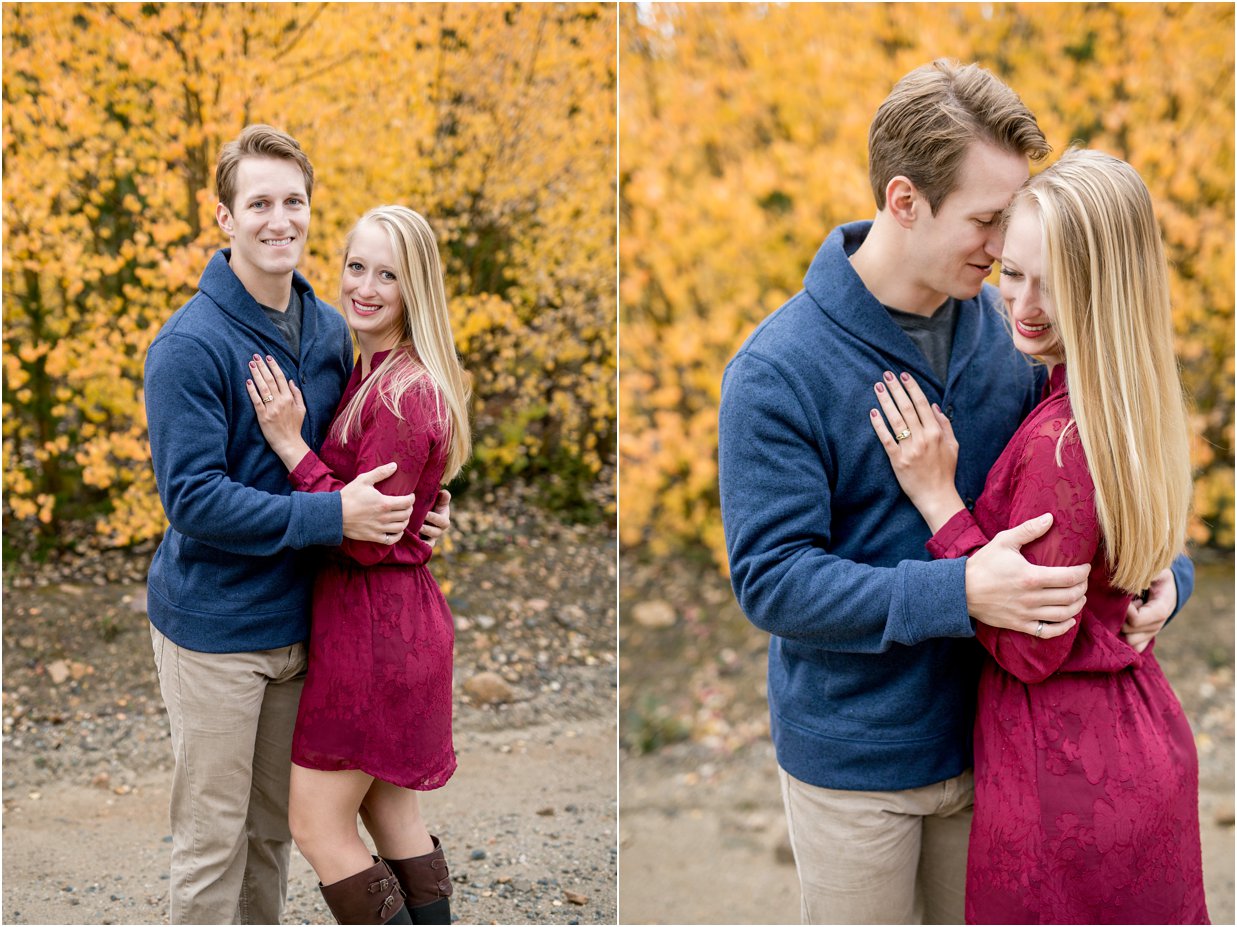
[
  {"xmin": 319, "ymin": 857, "xmax": 412, "ymax": 924},
  {"xmin": 383, "ymin": 835, "xmax": 453, "ymax": 924}
]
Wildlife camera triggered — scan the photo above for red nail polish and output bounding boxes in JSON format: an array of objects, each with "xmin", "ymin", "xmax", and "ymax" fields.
[
  {"xmin": 900, "ymin": 372, "xmax": 910, "ymax": 381},
  {"xmin": 884, "ymin": 371, "xmax": 894, "ymax": 380},
  {"xmin": 875, "ymin": 383, "xmax": 885, "ymax": 393},
  {"xmin": 870, "ymin": 410, "xmax": 878, "ymax": 418}
]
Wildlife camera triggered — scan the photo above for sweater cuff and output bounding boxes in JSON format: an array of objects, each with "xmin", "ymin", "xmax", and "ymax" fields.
[
  {"xmin": 289, "ymin": 488, "xmax": 344, "ymax": 548},
  {"xmin": 889, "ymin": 556, "xmax": 973, "ymax": 645}
]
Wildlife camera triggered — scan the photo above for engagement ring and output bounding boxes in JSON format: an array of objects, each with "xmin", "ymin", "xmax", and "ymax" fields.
[
  {"xmin": 1035, "ymin": 620, "xmax": 1045, "ymax": 638},
  {"xmin": 894, "ymin": 429, "xmax": 911, "ymax": 442}
]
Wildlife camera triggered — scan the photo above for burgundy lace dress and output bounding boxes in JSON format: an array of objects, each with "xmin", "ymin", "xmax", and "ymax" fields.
[
  {"xmin": 288, "ymin": 350, "xmax": 456, "ymax": 790},
  {"xmin": 927, "ymin": 365, "xmax": 1207, "ymax": 924}
]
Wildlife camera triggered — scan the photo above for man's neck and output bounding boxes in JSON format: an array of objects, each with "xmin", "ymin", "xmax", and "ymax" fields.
[
  {"xmin": 848, "ymin": 214, "xmax": 948, "ymax": 317},
  {"xmin": 228, "ymin": 255, "xmax": 293, "ymax": 311}
]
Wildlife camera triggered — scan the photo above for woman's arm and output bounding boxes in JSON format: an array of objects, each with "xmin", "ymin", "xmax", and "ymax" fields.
[
  {"xmin": 868, "ymin": 370, "xmax": 966, "ymax": 532},
  {"xmin": 934, "ymin": 422, "xmax": 1100, "ymax": 683},
  {"xmin": 245, "ymin": 352, "xmax": 311, "ymax": 471},
  {"xmin": 246, "ymin": 354, "xmax": 418, "ymax": 545},
  {"xmin": 870, "ymin": 371, "xmax": 1086, "ymax": 663},
  {"xmin": 287, "ymin": 381, "xmax": 438, "ymax": 567}
]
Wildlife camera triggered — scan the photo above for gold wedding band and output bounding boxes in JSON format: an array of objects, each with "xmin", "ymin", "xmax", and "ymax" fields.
[{"xmin": 894, "ymin": 429, "xmax": 912, "ymax": 443}]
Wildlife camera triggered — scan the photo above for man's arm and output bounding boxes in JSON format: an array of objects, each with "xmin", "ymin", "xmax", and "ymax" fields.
[
  {"xmin": 720, "ymin": 352, "xmax": 971, "ymax": 652},
  {"xmin": 719, "ymin": 351, "xmax": 1086, "ymax": 652},
  {"xmin": 147, "ymin": 333, "xmax": 410, "ymax": 553}
]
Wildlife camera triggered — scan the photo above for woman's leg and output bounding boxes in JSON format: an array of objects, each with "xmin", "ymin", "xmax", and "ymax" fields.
[
  {"xmin": 361, "ymin": 780, "xmax": 452, "ymax": 924},
  {"xmin": 290, "ymin": 765, "xmax": 412, "ymax": 924},
  {"xmin": 289, "ymin": 764, "xmax": 376, "ymax": 884},
  {"xmin": 359, "ymin": 779, "xmax": 434, "ymax": 859}
]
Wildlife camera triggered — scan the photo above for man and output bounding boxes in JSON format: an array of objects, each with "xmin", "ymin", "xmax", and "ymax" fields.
[
  {"xmin": 717, "ymin": 60, "xmax": 1192, "ymax": 924},
  {"xmin": 144, "ymin": 125, "xmax": 451, "ymax": 925}
]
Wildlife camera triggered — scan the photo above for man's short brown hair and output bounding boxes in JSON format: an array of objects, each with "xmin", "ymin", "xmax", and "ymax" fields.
[
  {"xmin": 868, "ymin": 59, "xmax": 1050, "ymax": 214},
  {"xmin": 215, "ymin": 124, "xmax": 315, "ymax": 212}
]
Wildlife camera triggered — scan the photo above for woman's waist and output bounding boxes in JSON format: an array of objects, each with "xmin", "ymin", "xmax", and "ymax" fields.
[{"xmin": 321, "ymin": 550, "xmax": 433, "ymax": 570}]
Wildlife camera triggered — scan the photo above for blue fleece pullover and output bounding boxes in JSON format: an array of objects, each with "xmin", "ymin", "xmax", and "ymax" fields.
[
  {"xmin": 144, "ymin": 249, "xmax": 353, "ymax": 653},
  {"xmin": 719, "ymin": 221, "xmax": 1193, "ymax": 791}
]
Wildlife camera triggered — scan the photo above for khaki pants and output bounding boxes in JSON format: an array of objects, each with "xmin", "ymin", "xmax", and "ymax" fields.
[
  {"xmin": 779, "ymin": 766, "xmax": 973, "ymax": 925},
  {"xmin": 151, "ymin": 624, "xmax": 307, "ymax": 925}
]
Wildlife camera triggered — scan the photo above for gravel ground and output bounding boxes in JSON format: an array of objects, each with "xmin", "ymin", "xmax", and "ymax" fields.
[
  {"xmin": 2, "ymin": 490, "xmax": 618, "ymax": 925},
  {"xmin": 619, "ymin": 551, "xmax": 1235, "ymax": 924}
]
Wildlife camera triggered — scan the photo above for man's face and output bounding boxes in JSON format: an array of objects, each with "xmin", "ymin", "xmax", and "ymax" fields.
[
  {"xmin": 215, "ymin": 156, "xmax": 309, "ymax": 291},
  {"xmin": 908, "ymin": 140, "xmax": 1029, "ymax": 302}
]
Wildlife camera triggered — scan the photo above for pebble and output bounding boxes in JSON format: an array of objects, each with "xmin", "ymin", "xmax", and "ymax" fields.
[
  {"xmin": 774, "ymin": 834, "xmax": 795, "ymax": 865},
  {"xmin": 469, "ymin": 848, "xmax": 487, "ymax": 861},
  {"xmin": 1214, "ymin": 802, "xmax": 1235, "ymax": 827},
  {"xmin": 463, "ymin": 672, "xmax": 514, "ymax": 706},
  {"xmin": 632, "ymin": 600, "xmax": 676, "ymax": 629}
]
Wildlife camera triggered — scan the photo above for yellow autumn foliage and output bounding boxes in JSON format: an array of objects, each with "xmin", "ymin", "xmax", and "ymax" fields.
[
  {"xmin": 3, "ymin": 2, "xmax": 616, "ymax": 547},
  {"xmin": 620, "ymin": 2, "xmax": 1235, "ymax": 567}
]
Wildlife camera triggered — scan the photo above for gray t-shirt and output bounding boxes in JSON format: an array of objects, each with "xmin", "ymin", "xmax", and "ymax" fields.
[
  {"xmin": 261, "ymin": 287, "xmax": 303, "ymax": 358},
  {"xmin": 885, "ymin": 298, "xmax": 959, "ymax": 384}
]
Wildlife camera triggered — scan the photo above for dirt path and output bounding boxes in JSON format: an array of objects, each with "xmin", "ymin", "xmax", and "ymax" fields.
[
  {"xmin": 4, "ymin": 713, "xmax": 616, "ymax": 925},
  {"xmin": 3, "ymin": 506, "xmax": 618, "ymax": 925}
]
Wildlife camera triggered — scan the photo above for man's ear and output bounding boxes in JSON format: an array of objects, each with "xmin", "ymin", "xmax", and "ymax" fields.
[
  {"xmin": 885, "ymin": 176, "xmax": 921, "ymax": 229},
  {"xmin": 215, "ymin": 201, "xmax": 235, "ymax": 236}
]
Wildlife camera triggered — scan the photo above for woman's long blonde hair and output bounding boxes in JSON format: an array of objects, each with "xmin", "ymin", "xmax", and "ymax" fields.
[
  {"xmin": 330, "ymin": 206, "xmax": 472, "ymax": 482},
  {"xmin": 1016, "ymin": 149, "xmax": 1191, "ymax": 592}
]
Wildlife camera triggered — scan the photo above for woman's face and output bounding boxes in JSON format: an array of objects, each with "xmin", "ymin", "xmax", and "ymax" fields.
[
  {"xmin": 341, "ymin": 221, "xmax": 405, "ymax": 351},
  {"xmin": 999, "ymin": 204, "xmax": 1063, "ymax": 363}
]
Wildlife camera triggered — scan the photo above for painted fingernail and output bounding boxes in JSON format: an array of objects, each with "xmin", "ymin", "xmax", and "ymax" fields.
[
  {"xmin": 884, "ymin": 371, "xmax": 894, "ymax": 381},
  {"xmin": 250, "ymin": 361, "xmax": 256, "ymax": 367},
  {"xmin": 875, "ymin": 383, "xmax": 885, "ymax": 393},
  {"xmin": 870, "ymin": 409, "xmax": 878, "ymax": 418},
  {"xmin": 266, "ymin": 355, "xmax": 274, "ymax": 362},
  {"xmin": 900, "ymin": 372, "xmax": 910, "ymax": 382}
]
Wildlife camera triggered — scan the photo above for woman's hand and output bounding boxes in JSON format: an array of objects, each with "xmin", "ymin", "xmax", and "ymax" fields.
[
  {"xmin": 245, "ymin": 353, "xmax": 311, "ymax": 471},
  {"xmin": 869, "ymin": 370, "xmax": 965, "ymax": 533}
]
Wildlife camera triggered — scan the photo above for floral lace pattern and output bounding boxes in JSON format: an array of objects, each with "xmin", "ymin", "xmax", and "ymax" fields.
[
  {"xmin": 928, "ymin": 365, "xmax": 1208, "ymax": 924},
  {"xmin": 289, "ymin": 351, "xmax": 456, "ymax": 790}
]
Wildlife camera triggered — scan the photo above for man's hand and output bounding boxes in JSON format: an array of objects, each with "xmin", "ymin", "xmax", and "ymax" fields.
[
  {"xmin": 1121, "ymin": 568, "xmax": 1178, "ymax": 653},
  {"xmin": 965, "ymin": 513, "xmax": 1090, "ymax": 638},
  {"xmin": 340, "ymin": 463, "xmax": 414, "ymax": 544},
  {"xmin": 419, "ymin": 489, "xmax": 452, "ymax": 549}
]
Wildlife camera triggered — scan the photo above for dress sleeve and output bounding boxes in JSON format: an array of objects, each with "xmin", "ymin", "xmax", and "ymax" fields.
[
  {"xmin": 287, "ymin": 385, "xmax": 439, "ymax": 567},
  {"xmin": 930, "ymin": 418, "xmax": 1100, "ymax": 683}
]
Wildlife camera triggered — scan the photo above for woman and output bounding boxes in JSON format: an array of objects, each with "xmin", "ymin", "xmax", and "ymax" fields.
[
  {"xmin": 246, "ymin": 205, "xmax": 471, "ymax": 925},
  {"xmin": 868, "ymin": 150, "xmax": 1207, "ymax": 923}
]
